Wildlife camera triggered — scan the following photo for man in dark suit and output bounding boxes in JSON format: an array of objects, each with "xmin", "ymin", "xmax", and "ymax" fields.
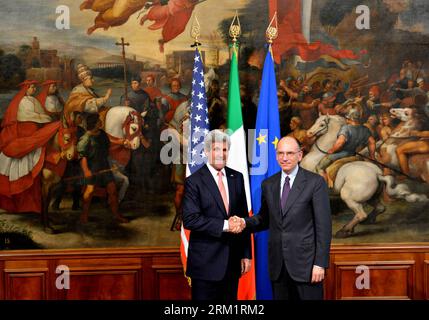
[
  {"xmin": 234, "ymin": 136, "xmax": 331, "ymax": 300},
  {"xmin": 182, "ymin": 130, "xmax": 252, "ymax": 300}
]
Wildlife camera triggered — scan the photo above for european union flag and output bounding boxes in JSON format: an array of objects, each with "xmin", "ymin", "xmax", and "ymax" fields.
[{"xmin": 250, "ymin": 48, "xmax": 281, "ymax": 300}]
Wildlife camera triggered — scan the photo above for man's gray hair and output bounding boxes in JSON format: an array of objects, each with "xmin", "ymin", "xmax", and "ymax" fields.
[{"xmin": 204, "ymin": 129, "xmax": 231, "ymax": 151}]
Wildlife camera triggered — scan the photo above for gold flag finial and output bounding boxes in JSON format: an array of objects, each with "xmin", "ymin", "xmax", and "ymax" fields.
[
  {"xmin": 266, "ymin": 11, "xmax": 278, "ymax": 44},
  {"xmin": 190, "ymin": 14, "xmax": 202, "ymax": 47},
  {"xmin": 229, "ymin": 11, "xmax": 241, "ymax": 43}
]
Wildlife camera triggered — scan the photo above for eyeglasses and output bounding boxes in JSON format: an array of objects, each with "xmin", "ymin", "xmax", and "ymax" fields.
[{"xmin": 276, "ymin": 150, "xmax": 302, "ymax": 158}]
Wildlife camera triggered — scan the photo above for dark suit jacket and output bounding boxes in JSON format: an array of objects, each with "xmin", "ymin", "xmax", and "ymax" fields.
[
  {"xmin": 183, "ymin": 165, "xmax": 251, "ymax": 281},
  {"xmin": 245, "ymin": 166, "xmax": 332, "ymax": 283}
]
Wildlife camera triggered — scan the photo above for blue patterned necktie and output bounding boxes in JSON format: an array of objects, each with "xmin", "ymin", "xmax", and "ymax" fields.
[{"xmin": 281, "ymin": 176, "xmax": 290, "ymax": 214}]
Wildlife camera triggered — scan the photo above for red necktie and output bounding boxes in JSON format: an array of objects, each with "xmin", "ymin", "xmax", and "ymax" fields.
[{"xmin": 217, "ymin": 171, "xmax": 229, "ymax": 214}]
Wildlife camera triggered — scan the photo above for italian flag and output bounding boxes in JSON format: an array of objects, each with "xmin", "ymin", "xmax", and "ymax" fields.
[{"xmin": 227, "ymin": 44, "xmax": 256, "ymax": 300}]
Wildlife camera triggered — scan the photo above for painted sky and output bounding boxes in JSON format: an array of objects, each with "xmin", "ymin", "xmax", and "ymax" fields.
[
  {"xmin": 2, "ymin": 1, "xmax": 429, "ymax": 63},
  {"xmin": 392, "ymin": 0, "xmax": 429, "ymax": 33},
  {"xmin": 0, "ymin": 0, "xmax": 249, "ymax": 63}
]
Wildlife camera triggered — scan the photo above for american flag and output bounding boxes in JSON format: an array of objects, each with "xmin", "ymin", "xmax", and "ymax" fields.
[
  {"xmin": 187, "ymin": 48, "xmax": 210, "ymax": 174},
  {"xmin": 180, "ymin": 48, "xmax": 210, "ymax": 278}
]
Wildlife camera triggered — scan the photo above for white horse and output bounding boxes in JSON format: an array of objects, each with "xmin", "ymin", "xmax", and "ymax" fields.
[
  {"xmin": 105, "ymin": 106, "xmax": 144, "ymax": 202},
  {"xmin": 300, "ymin": 115, "xmax": 345, "ymax": 171},
  {"xmin": 301, "ymin": 115, "xmax": 427, "ymax": 238}
]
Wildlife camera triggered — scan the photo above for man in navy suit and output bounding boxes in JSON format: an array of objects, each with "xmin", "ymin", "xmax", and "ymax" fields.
[
  {"xmin": 234, "ymin": 136, "xmax": 332, "ymax": 300},
  {"xmin": 182, "ymin": 130, "xmax": 251, "ymax": 300}
]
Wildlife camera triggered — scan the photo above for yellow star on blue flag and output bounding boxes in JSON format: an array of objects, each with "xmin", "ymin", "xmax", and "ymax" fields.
[
  {"xmin": 256, "ymin": 132, "xmax": 267, "ymax": 145},
  {"xmin": 271, "ymin": 137, "xmax": 279, "ymax": 149}
]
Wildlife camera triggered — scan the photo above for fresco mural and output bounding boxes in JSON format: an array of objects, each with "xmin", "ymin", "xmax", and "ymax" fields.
[{"xmin": 0, "ymin": 0, "xmax": 428, "ymax": 250}]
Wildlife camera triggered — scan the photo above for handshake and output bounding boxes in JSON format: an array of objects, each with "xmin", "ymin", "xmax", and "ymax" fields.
[{"xmin": 227, "ymin": 216, "xmax": 246, "ymax": 234}]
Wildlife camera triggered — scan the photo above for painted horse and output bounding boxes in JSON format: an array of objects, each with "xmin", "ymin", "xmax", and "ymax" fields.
[
  {"xmin": 302, "ymin": 114, "xmax": 427, "ymax": 238},
  {"xmin": 41, "ymin": 117, "xmax": 78, "ymax": 233},
  {"xmin": 104, "ymin": 106, "xmax": 143, "ymax": 202}
]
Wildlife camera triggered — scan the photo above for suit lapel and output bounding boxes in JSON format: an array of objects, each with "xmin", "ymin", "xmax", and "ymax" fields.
[
  {"xmin": 283, "ymin": 167, "xmax": 306, "ymax": 215},
  {"xmin": 225, "ymin": 167, "xmax": 235, "ymax": 215},
  {"xmin": 200, "ymin": 165, "xmax": 228, "ymax": 217},
  {"xmin": 270, "ymin": 172, "xmax": 282, "ymax": 219}
]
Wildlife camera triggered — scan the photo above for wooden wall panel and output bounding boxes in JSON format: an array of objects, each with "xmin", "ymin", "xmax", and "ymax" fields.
[
  {"xmin": 0, "ymin": 261, "xmax": 4, "ymax": 300},
  {"xmin": 6, "ymin": 273, "xmax": 46, "ymax": 300},
  {"xmin": 155, "ymin": 270, "xmax": 192, "ymax": 300},
  {"xmin": 141, "ymin": 256, "xmax": 156, "ymax": 300},
  {"xmin": 334, "ymin": 261, "xmax": 414, "ymax": 299},
  {"xmin": 62, "ymin": 271, "xmax": 139, "ymax": 300},
  {"xmin": 56, "ymin": 257, "xmax": 142, "ymax": 300},
  {"xmin": 152, "ymin": 256, "xmax": 191, "ymax": 300},
  {"xmin": 328, "ymin": 245, "xmax": 427, "ymax": 300},
  {"xmin": 424, "ymin": 258, "xmax": 429, "ymax": 300},
  {"xmin": 1, "ymin": 245, "xmax": 429, "ymax": 300},
  {"xmin": 3, "ymin": 260, "xmax": 49, "ymax": 300}
]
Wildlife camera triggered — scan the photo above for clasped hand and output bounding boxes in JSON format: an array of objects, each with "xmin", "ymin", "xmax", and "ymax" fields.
[{"xmin": 228, "ymin": 216, "xmax": 245, "ymax": 233}]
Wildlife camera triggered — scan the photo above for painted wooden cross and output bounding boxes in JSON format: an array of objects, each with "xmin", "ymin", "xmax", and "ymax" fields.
[{"xmin": 115, "ymin": 37, "xmax": 130, "ymax": 102}]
